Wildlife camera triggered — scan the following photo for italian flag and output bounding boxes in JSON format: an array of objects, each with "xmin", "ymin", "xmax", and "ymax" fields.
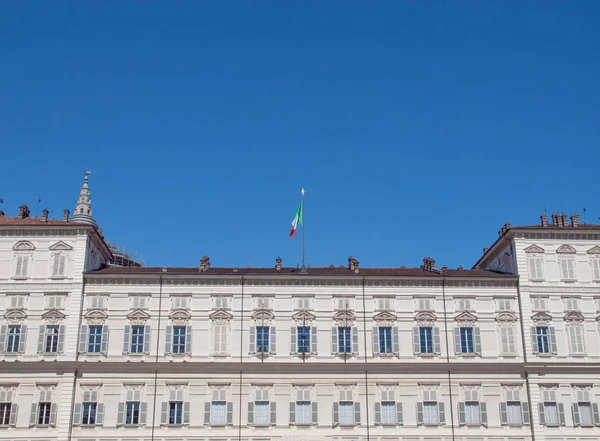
[{"xmin": 290, "ymin": 203, "xmax": 303, "ymax": 238}]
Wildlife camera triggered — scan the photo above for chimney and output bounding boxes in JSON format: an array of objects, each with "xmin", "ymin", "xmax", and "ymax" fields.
[
  {"xmin": 0, "ymin": 210, "xmax": 4, "ymax": 218},
  {"xmin": 504, "ymin": 222, "xmax": 511, "ymax": 231},
  {"xmin": 348, "ymin": 256, "xmax": 358, "ymax": 271},
  {"xmin": 540, "ymin": 213, "xmax": 548, "ymax": 227},
  {"xmin": 41, "ymin": 209, "xmax": 49, "ymax": 222},
  {"xmin": 561, "ymin": 214, "xmax": 568, "ymax": 227},
  {"xmin": 275, "ymin": 256, "xmax": 282, "ymax": 271},
  {"xmin": 458, "ymin": 265, "xmax": 464, "ymax": 270},
  {"xmin": 483, "ymin": 247, "xmax": 489, "ymax": 254},
  {"xmin": 571, "ymin": 214, "xmax": 580, "ymax": 227},
  {"xmin": 551, "ymin": 213, "xmax": 559, "ymax": 226},
  {"xmin": 18, "ymin": 205, "xmax": 30, "ymax": 219},
  {"xmin": 422, "ymin": 257, "xmax": 435, "ymax": 272},
  {"xmin": 199, "ymin": 255, "xmax": 210, "ymax": 272},
  {"xmin": 63, "ymin": 209, "xmax": 70, "ymax": 221}
]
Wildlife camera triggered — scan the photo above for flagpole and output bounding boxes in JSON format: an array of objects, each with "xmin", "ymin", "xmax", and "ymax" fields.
[{"xmin": 301, "ymin": 188, "xmax": 305, "ymax": 270}]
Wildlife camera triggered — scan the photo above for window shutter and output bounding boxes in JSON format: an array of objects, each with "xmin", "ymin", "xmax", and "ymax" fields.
[
  {"xmin": 372, "ymin": 327, "xmax": 379, "ymax": 354},
  {"xmin": 557, "ymin": 402, "xmax": 565, "ymax": 426},
  {"xmin": 249, "ymin": 327, "xmax": 256, "ymax": 353},
  {"xmin": 56, "ymin": 325, "xmax": 65, "ymax": 353},
  {"xmin": 18, "ymin": 326, "xmax": 27, "ymax": 353},
  {"xmin": 38, "ymin": 325, "xmax": 46, "ymax": 353},
  {"xmin": 416, "ymin": 402, "xmax": 424, "ymax": 425},
  {"xmin": 270, "ymin": 327, "xmax": 277, "ymax": 353},
  {"xmin": 30, "ymin": 403, "xmax": 38, "ymax": 426},
  {"xmin": 438, "ymin": 401, "xmax": 445, "ymax": 424},
  {"xmin": 226, "ymin": 402, "xmax": 233, "ymax": 425},
  {"xmin": 311, "ymin": 402, "xmax": 318, "ymax": 424},
  {"xmin": 433, "ymin": 327, "xmax": 441, "ymax": 354},
  {"xmin": 0, "ymin": 326, "xmax": 6, "ymax": 352},
  {"xmin": 549, "ymin": 327, "xmax": 557, "ymax": 354},
  {"xmin": 290, "ymin": 327, "xmax": 297, "ymax": 353},
  {"xmin": 204, "ymin": 402, "xmax": 211, "ymax": 425},
  {"xmin": 353, "ymin": 401, "xmax": 361, "ymax": 425},
  {"xmin": 537, "ymin": 402, "xmax": 545, "ymax": 425},
  {"xmin": 412, "ymin": 327, "xmax": 420, "ymax": 354},
  {"xmin": 458, "ymin": 402, "xmax": 466, "ymax": 424},
  {"xmin": 9, "ymin": 403, "xmax": 18, "ymax": 426},
  {"xmin": 247, "ymin": 402, "xmax": 254, "ymax": 425},
  {"xmin": 592, "ymin": 403, "xmax": 600, "ymax": 425},
  {"xmin": 474, "ymin": 327, "xmax": 482, "ymax": 354},
  {"xmin": 530, "ymin": 327, "xmax": 539, "ymax": 354},
  {"xmin": 333, "ymin": 402, "xmax": 339, "ymax": 426},
  {"xmin": 500, "ymin": 402, "xmax": 508, "ymax": 425},
  {"xmin": 374, "ymin": 402, "xmax": 381, "ymax": 425},
  {"xmin": 140, "ymin": 402, "xmax": 147, "ymax": 424},
  {"xmin": 185, "ymin": 325, "xmax": 192, "ymax": 353},
  {"xmin": 395, "ymin": 402, "xmax": 403, "ymax": 424},
  {"xmin": 352, "ymin": 326, "xmax": 359, "ymax": 353},
  {"xmin": 94, "ymin": 403, "xmax": 104, "ymax": 425},
  {"xmin": 480, "ymin": 402, "xmax": 488, "ymax": 425},
  {"xmin": 289, "ymin": 402, "xmax": 296, "ymax": 424},
  {"xmin": 392, "ymin": 326, "xmax": 399, "ymax": 354},
  {"xmin": 78, "ymin": 325, "xmax": 88, "ymax": 353},
  {"xmin": 572, "ymin": 403, "xmax": 580, "ymax": 426},
  {"xmin": 100, "ymin": 326, "xmax": 108, "ymax": 354},
  {"xmin": 49, "ymin": 403, "xmax": 57, "ymax": 426},
  {"xmin": 73, "ymin": 403, "xmax": 82, "ymax": 425},
  {"xmin": 454, "ymin": 328, "xmax": 461, "ymax": 354},
  {"xmin": 143, "ymin": 325, "xmax": 151, "ymax": 353},
  {"xmin": 117, "ymin": 402, "xmax": 125, "ymax": 425},
  {"xmin": 16, "ymin": 256, "xmax": 23, "ymax": 277},
  {"xmin": 270, "ymin": 401, "xmax": 277, "ymax": 425},
  {"xmin": 161, "ymin": 402, "xmax": 168, "ymax": 424},
  {"xmin": 181, "ymin": 401, "xmax": 190, "ymax": 424},
  {"xmin": 310, "ymin": 326, "xmax": 317, "ymax": 353},
  {"xmin": 522, "ymin": 402, "xmax": 530, "ymax": 425},
  {"xmin": 331, "ymin": 327, "xmax": 338, "ymax": 353},
  {"xmin": 165, "ymin": 326, "xmax": 172, "ymax": 354},
  {"xmin": 123, "ymin": 325, "xmax": 131, "ymax": 353}
]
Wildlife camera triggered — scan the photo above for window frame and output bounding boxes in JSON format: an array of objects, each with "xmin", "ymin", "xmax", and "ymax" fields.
[
  {"xmin": 338, "ymin": 327, "xmax": 352, "ymax": 353},
  {"xmin": 6, "ymin": 325, "xmax": 21, "ymax": 353},
  {"xmin": 45, "ymin": 325, "xmax": 60, "ymax": 353},
  {"xmin": 420, "ymin": 327, "xmax": 434, "ymax": 354},
  {"xmin": 130, "ymin": 325, "xmax": 145, "ymax": 354},
  {"xmin": 87, "ymin": 325, "xmax": 103, "ymax": 353},
  {"xmin": 172, "ymin": 326, "xmax": 187, "ymax": 354}
]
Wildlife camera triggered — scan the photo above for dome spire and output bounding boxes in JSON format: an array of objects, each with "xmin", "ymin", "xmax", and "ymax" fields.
[{"xmin": 70, "ymin": 170, "xmax": 97, "ymax": 226}]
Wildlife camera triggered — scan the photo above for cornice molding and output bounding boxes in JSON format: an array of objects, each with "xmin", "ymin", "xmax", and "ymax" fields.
[
  {"xmin": 0, "ymin": 229, "xmax": 80, "ymax": 237},
  {"xmin": 527, "ymin": 286, "xmax": 600, "ymax": 294},
  {"xmin": 514, "ymin": 231, "xmax": 600, "ymax": 241},
  {"xmin": 0, "ymin": 283, "xmax": 75, "ymax": 291}
]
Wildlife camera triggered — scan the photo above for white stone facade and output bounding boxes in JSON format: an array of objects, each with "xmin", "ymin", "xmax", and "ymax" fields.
[{"xmin": 0, "ymin": 185, "xmax": 599, "ymax": 441}]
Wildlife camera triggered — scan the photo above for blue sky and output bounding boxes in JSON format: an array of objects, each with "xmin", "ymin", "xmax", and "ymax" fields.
[{"xmin": 1, "ymin": 2, "xmax": 599, "ymax": 269}]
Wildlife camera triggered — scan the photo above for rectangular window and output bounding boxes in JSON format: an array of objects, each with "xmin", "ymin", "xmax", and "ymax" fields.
[
  {"xmin": 0, "ymin": 403, "xmax": 11, "ymax": 425},
  {"xmin": 536, "ymin": 327, "xmax": 550, "ymax": 353},
  {"xmin": 496, "ymin": 298, "xmax": 513, "ymax": 311},
  {"xmin": 171, "ymin": 296, "xmax": 189, "ymax": 309},
  {"xmin": 130, "ymin": 296, "xmax": 148, "ymax": 310},
  {"xmin": 7, "ymin": 295, "xmax": 25, "ymax": 309},
  {"xmin": 45, "ymin": 295, "xmax": 64, "ymax": 310},
  {"xmin": 460, "ymin": 328, "xmax": 474, "ymax": 353},
  {"xmin": 297, "ymin": 326, "xmax": 311, "ymax": 353},
  {"xmin": 88, "ymin": 296, "xmax": 106, "ymax": 309},
  {"xmin": 296, "ymin": 297, "xmax": 311, "ymax": 310},
  {"xmin": 376, "ymin": 298, "xmax": 393, "ymax": 310},
  {"xmin": 379, "ymin": 327, "xmax": 392, "ymax": 353},
  {"xmin": 213, "ymin": 325, "xmax": 227, "ymax": 354},
  {"xmin": 88, "ymin": 325, "xmax": 103, "ymax": 353},
  {"xmin": 45, "ymin": 325, "xmax": 60, "ymax": 353},
  {"xmin": 529, "ymin": 257, "xmax": 544, "ymax": 280},
  {"xmin": 6, "ymin": 326, "xmax": 21, "ymax": 353},
  {"xmin": 336, "ymin": 297, "xmax": 353, "ymax": 310},
  {"xmin": 500, "ymin": 327, "xmax": 516, "ymax": 354},
  {"xmin": 381, "ymin": 401, "xmax": 396, "ymax": 424},
  {"xmin": 532, "ymin": 297, "xmax": 548, "ymax": 311},
  {"xmin": 579, "ymin": 402, "xmax": 593, "ymax": 426},
  {"xmin": 172, "ymin": 326, "xmax": 186, "ymax": 354},
  {"xmin": 543, "ymin": 402, "xmax": 558, "ymax": 426},
  {"xmin": 560, "ymin": 258, "xmax": 575, "ymax": 280},
  {"xmin": 126, "ymin": 401, "xmax": 140, "ymax": 425},
  {"xmin": 465, "ymin": 402, "xmax": 480, "ymax": 425},
  {"xmin": 38, "ymin": 402, "xmax": 52, "ymax": 425},
  {"xmin": 82, "ymin": 402, "xmax": 97, "ymax": 425},
  {"xmin": 211, "ymin": 400, "xmax": 227, "ymax": 425},
  {"xmin": 592, "ymin": 259, "xmax": 600, "ymax": 281},
  {"xmin": 254, "ymin": 401, "xmax": 270, "ymax": 425},
  {"xmin": 568, "ymin": 325, "xmax": 585, "ymax": 354},
  {"xmin": 130, "ymin": 325, "xmax": 145, "ymax": 354},
  {"xmin": 420, "ymin": 327, "xmax": 433, "ymax": 353},
  {"xmin": 296, "ymin": 401, "xmax": 311, "ymax": 424},
  {"xmin": 169, "ymin": 401, "xmax": 183, "ymax": 425},
  {"xmin": 255, "ymin": 297, "xmax": 271, "ymax": 310},
  {"xmin": 507, "ymin": 402, "xmax": 522, "ymax": 425},
  {"xmin": 339, "ymin": 401, "xmax": 354, "ymax": 425},
  {"xmin": 564, "ymin": 298, "xmax": 580, "ymax": 311},
  {"xmin": 423, "ymin": 402, "xmax": 439, "ymax": 424},
  {"xmin": 416, "ymin": 298, "xmax": 433, "ymax": 311},
  {"xmin": 256, "ymin": 326, "xmax": 270, "ymax": 353},
  {"xmin": 214, "ymin": 297, "xmax": 230, "ymax": 309},
  {"xmin": 338, "ymin": 327, "xmax": 352, "ymax": 353},
  {"xmin": 456, "ymin": 298, "xmax": 473, "ymax": 311},
  {"xmin": 14, "ymin": 255, "xmax": 29, "ymax": 278},
  {"xmin": 52, "ymin": 254, "xmax": 67, "ymax": 277}
]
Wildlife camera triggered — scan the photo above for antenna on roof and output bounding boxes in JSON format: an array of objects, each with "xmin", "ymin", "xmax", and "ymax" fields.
[
  {"xmin": 35, "ymin": 196, "xmax": 42, "ymax": 217},
  {"xmin": 583, "ymin": 207, "xmax": 587, "ymax": 224},
  {"xmin": 561, "ymin": 203, "xmax": 564, "ymax": 215}
]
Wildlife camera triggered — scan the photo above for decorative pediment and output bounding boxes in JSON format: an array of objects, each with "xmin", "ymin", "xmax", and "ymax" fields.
[
  {"xmin": 587, "ymin": 246, "xmax": 600, "ymax": 255},
  {"xmin": 495, "ymin": 312, "xmax": 517, "ymax": 323},
  {"xmin": 414, "ymin": 311, "xmax": 437, "ymax": 326},
  {"xmin": 333, "ymin": 310, "xmax": 356, "ymax": 327},
  {"xmin": 49, "ymin": 241, "xmax": 73, "ymax": 251},
  {"xmin": 292, "ymin": 310, "xmax": 316, "ymax": 325},
  {"xmin": 42, "ymin": 309, "xmax": 66, "ymax": 323},
  {"xmin": 455, "ymin": 311, "xmax": 478, "ymax": 325},
  {"xmin": 556, "ymin": 245, "xmax": 576, "ymax": 254},
  {"xmin": 373, "ymin": 311, "xmax": 397, "ymax": 327},
  {"xmin": 4, "ymin": 309, "xmax": 26, "ymax": 322},
  {"xmin": 524, "ymin": 244, "xmax": 545, "ymax": 254},
  {"xmin": 84, "ymin": 309, "xmax": 108, "ymax": 325},
  {"xmin": 209, "ymin": 309, "xmax": 233, "ymax": 324},
  {"xmin": 13, "ymin": 240, "xmax": 35, "ymax": 251},
  {"xmin": 251, "ymin": 309, "xmax": 275, "ymax": 323},
  {"xmin": 531, "ymin": 311, "xmax": 552, "ymax": 325},
  {"xmin": 126, "ymin": 309, "xmax": 151, "ymax": 324},
  {"xmin": 564, "ymin": 311, "xmax": 584, "ymax": 322}
]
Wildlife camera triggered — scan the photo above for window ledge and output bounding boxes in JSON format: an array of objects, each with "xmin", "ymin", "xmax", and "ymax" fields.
[
  {"xmin": 32, "ymin": 424, "xmax": 54, "ymax": 428},
  {"xmin": 376, "ymin": 353, "xmax": 396, "ymax": 358},
  {"xmin": 545, "ymin": 424, "xmax": 561, "ymax": 427},
  {"xmin": 460, "ymin": 353, "xmax": 477, "ymax": 358},
  {"xmin": 49, "ymin": 276, "xmax": 66, "ymax": 280},
  {"xmin": 561, "ymin": 279, "xmax": 576, "ymax": 283},
  {"xmin": 211, "ymin": 353, "xmax": 230, "ymax": 357},
  {"xmin": 530, "ymin": 279, "xmax": 545, "ymax": 282},
  {"xmin": 294, "ymin": 422, "xmax": 313, "ymax": 426},
  {"xmin": 125, "ymin": 352, "xmax": 149, "ymax": 357},
  {"xmin": 12, "ymin": 276, "xmax": 29, "ymax": 280},
  {"xmin": 419, "ymin": 353, "xmax": 436, "ymax": 358},
  {"xmin": 423, "ymin": 423, "xmax": 442, "ymax": 426}
]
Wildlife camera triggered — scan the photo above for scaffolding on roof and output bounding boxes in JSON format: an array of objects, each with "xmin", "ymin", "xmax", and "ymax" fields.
[{"xmin": 107, "ymin": 241, "xmax": 144, "ymax": 267}]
